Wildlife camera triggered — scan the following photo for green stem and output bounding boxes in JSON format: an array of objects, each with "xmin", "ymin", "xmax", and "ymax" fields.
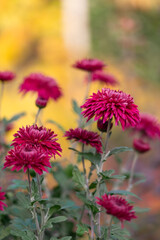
[
  {"xmin": 81, "ymin": 143, "xmax": 94, "ymax": 240},
  {"xmin": 35, "ymin": 108, "xmax": 41, "ymax": 125},
  {"xmin": 107, "ymin": 216, "xmax": 113, "ymax": 239},
  {"xmin": 97, "ymin": 119, "xmax": 112, "ymax": 239},
  {"xmin": 127, "ymin": 152, "xmax": 138, "ymax": 192},
  {"xmin": 27, "ymin": 170, "xmax": 41, "ymax": 240}
]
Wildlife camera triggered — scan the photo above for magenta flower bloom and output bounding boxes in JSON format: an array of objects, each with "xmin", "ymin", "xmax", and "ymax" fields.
[
  {"xmin": 133, "ymin": 138, "xmax": 150, "ymax": 153},
  {"xmin": 0, "ymin": 71, "xmax": 15, "ymax": 82},
  {"xmin": 91, "ymin": 71, "xmax": 118, "ymax": 86},
  {"xmin": 81, "ymin": 88, "xmax": 140, "ymax": 130},
  {"xmin": 11, "ymin": 125, "xmax": 62, "ymax": 157},
  {"xmin": 3, "ymin": 145, "xmax": 51, "ymax": 175},
  {"xmin": 96, "ymin": 194, "xmax": 136, "ymax": 224},
  {"xmin": 64, "ymin": 128, "xmax": 102, "ymax": 153},
  {"xmin": 73, "ymin": 59, "xmax": 106, "ymax": 72},
  {"xmin": 132, "ymin": 113, "xmax": 160, "ymax": 139},
  {"xmin": 20, "ymin": 73, "xmax": 62, "ymax": 100},
  {"xmin": 0, "ymin": 188, "xmax": 7, "ymax": 211}
]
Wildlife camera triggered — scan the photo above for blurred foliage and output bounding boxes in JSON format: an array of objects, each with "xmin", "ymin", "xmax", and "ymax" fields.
[{"xmin": 90, "ymin": 0, "xmax": 160, "ymax": 84}]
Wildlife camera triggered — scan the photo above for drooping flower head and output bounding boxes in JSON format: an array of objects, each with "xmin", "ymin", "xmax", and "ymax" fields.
[
  {"xmin": 20, "ymin": 73, "xmax": 62, "ymax": 101},
  {"xmin": 97, "ymin": 119, "xmax": 113, "ymax": 133},
  {"xmin": 81, "ymin": 88, "xmax": 140, "ymax": 130},
  {"xmin": 131, "ymin": 113, "xmax": 160, "ymax": 139},
  {"xmin": 3, "ymin": 145, "xmax": 51, "ymax": 175},
  {"xmin": 73, "ymin": 59, "xmax": 106, "ymax": 72},
  {"xmin": 64, "ymin": 128, "xmax": 102, "ymax": 153},
  {"xmin": 11, "ymin": 125, "xmax": 62, "ymax": 157},
  {"xmin": 96, "ymin": 194, "xmax": 136, "ymax": 224},
  {"xmin": 91, "ymin": 71, "xmax": 118, "ymax": 86},
  {"xmin": 0, "ymin": 71, "xmax": 15, "ymax": 82},
  {"xmin": 133, "ymin": 138, "xmax": 150, "ymax": 153},
  {"xmin": 0, "ymin": 187, "xmax": 7, "ymax": 211}
]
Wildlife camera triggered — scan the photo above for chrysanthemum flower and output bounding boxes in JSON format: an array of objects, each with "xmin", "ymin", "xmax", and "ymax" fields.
[
  {"xmin": 3, "ymin": 145, "xmax": 51, "ymax": 175},
  {"xmin": 91, "ymin": 71, "xmax": 118, "ymax": 86},
  {"xmin": 0, "ymin": 71, "xmax": 15, "ymax": 82},
  {"xmin": 132, "ymin": 113, "xmax": 160, "ymax": 139},
  {"xmin": 73, "ymin": 59, "xmax": 106, "ymax": 72},
  {"xmin": 133, "ymin": 138, "xmax": 150, "ymax": 153},
  {"xmin": 81, "ymin": 88, "xmax": 140, "ymax": 130},
  {"xmin": 0, "ymin": 188, "xmax": 7, "ymax": 211},
  {"xmin": 64, "ymin": 128, "xmax": 102, "ymax": 153},
  {"xmin": 20, "ymin": 73, "xmax": 62, "ymax": 100},
  {"xmin": 96, "ymin": 194, "xmax": 136, "ymax": 224},
  {"xmin": 11, "ymin": 125, "xmax": 62, "ymax": 157}
]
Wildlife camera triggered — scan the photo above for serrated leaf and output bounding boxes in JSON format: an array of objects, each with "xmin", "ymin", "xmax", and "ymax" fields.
[
  {"xmin": 72, "ymin": 166, "xmax": 85, "ymax": 189},
  {"xmin": 43, "ymin": 216, "xmax": 67, "ymax": 229},
  {"xmin": 16, "ymin": 192, "xmax": 30, "ymax": 208},
  {"xmin": 72, "ymin": 99, "xmax": 81, "ymax": 115},
  {"xmin": 76, "ymin": 224, "xmax": 89, "ymax": 236},
  {"xmin": 48, "ymin": 205, "xmax": 61, "ymax": 217},
  {"xmin": 47, "ymin": 120, "xmax": 65, "ymax": 132},
  {"xmin": 100, "ymin": 170, "xmax": 115, "ymax": 178},
  {"xmin": 111, "ymin": 224, "xmax": 130, "ymax": 240},
  {"xmin": 60, "ymin": 237, "xmax": 72, "ymax": 240},
  {"xmin": 108, "ymin": 147, "xmax": 133, "ymax": 157},
  {"xmin": 85, "ymin": 201, "xmax": 99, "ymax": 216},
  {"xmin": 108, "ymin": 190, "xmax": 141, "ymax": 200},
  {"xmin": 10, "ymin": 229, "xmax": 35, "ymax": 240}
]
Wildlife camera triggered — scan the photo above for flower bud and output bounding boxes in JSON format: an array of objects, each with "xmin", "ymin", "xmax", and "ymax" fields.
[
  {"xmin": 97, "ymin": 119, "xmax": 113, "ymax": 132},
  {"xmin": 133, "ymin": 138, "xmax": 150, "ymax": 153},
  {"xmin": 36, "ymin": 97, "xmax": 48, "ymax": 109}
]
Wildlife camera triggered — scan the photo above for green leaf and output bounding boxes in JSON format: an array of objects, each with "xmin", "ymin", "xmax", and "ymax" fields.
[
  {"xmin": 72, "ymin": 166, "xmax": 85, "ymax": 189},
  {"xmin": 100, "ymin": 170, "xmax": 115, "ymax": 178},
  {"xmin": 6, "ymin": 112, "xmax": 26, "ymax": 123},
  {"xmin": 7, "ymin": 179, "xmax": 28, "ymax": 190},
  {"xmin": 72, "ymin": 99, "xmax": 81, "ymax": 115},
  {"xmin": 60, "ymin": 237, "xmax": 72, "ymax": 240},
  {"xmin": 0, "ymin": 226, "xmax": 10, "ymax": 240},
  {"xmin": 16, "ymin": 192, "xmax": 30, "ymax": 208},
  {"xmin": 48, "ymin": 205, "xmax": 61, "ymax": 217},
  {"xmin": 108, "ymin": 190, "xmax": 141, "ymax": 200},
  {"xmin": 133, "ymin": 207, "xmax": 150, "ymax": 213},
  {"xmin": 43, "ymin": 216, "xmax": 67, "ymax": 229},
  {"xmin": 76, "ymin": 223, "xmax": 89, "ymax": 236},
  {"xmin": 110, "ymin": 224, "xmax": 130, "ymax": 240},
  {"xmin": 108, "ymin": 147, "xmax": 133, "ymax": 157},
  {"xmin": 85, "ymin": 201, "xmax": 99, "ymax": 216},
  {"xmin": 47, "ymin": 119, "xmax": 65, "ymax": 132},
  {"xmin": 10, "ymin": 229, "xmax": 35, "ymax": 240}
]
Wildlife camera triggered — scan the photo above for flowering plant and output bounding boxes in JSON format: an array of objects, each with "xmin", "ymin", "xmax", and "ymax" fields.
[{"xmin": 0, "ymin": 58, "xmax": 158, "ymax": 240}]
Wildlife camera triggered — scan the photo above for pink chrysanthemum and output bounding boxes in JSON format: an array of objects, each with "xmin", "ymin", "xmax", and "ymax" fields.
[
  {"xmin": 132, "ymin": 113, "xmax": 160, "ymax": 139},
  {"xmin": 20, "ymin": 73, "xmax": 62, "ymax": 100},
  {"xmin": 11, "ymin": 125, "xmax": 62, "ymax": 157},
  {"xmin": 133, "ymin": 138, "xmax": 150, "ymax": 153},
  {"xmin": 0, "ymin": 71, "xmax": 15, "ymax": 82},
  {"xmin": 73, "ymin": 59, "xmax": 106, "ymax": 72},
  {"xmin": 96, "ymin": 194, "xmax": 136, "ymax": 224},
  {"xmin": 91, "ymin": 71, "xmax": 118, "ymax": 86},
  {"xmin": 81, "ymin": 88, "xmax": 140, "ymax": 130},
  {"xmin": 64, "ymin": 128, "xmax": 102, "ymax": 153},
  {"xmin": 3, "ymin": 145, "xmax": 51, "ymax": 175},
  {"xmin": 0, "ymin": 187, "xmax": 7, "ymax": 211}
]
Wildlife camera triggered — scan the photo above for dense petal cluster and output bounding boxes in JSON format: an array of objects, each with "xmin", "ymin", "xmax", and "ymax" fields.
[
  {"xmin": 0, "ymin": 187, "xmax": 7, "ymax": 211},
  {"xmin": 73, "ymin": 59, "xmax": 106, "ymax": 72},
  {"xmin": 96, "ymin": 194, "xmax": 136, "ymax": 223},
  {"xmin": 3, "ymin": 145, "xmax": 51, "ymax": 175},
  {"xmin": 91, "ymin": 71, "xmax": 118, "ymax": 86},
  {"xmin": 81, "ymin": 88, "xmax": 140, "ymax": 130},
  {"xmin": 64, "ymin": 128, "xmax": 102, "ymax": 153},
  {"xmin": 0, "ymin": 71, "xmax": 15, "ymax": 82},
  {"xmin": 12, "ymin": 125, "xmax": 62, "ymax": 157},
  {"xmin": 20, "ymin": 73, "xmax": 62, "ymax": 100},
  {"xmin": 133, "ymin": 138, "xmax": 150, "ymax": 153},
  {"xmin": 132, "ymin": 113, "xmax": 160, "ymax": 139}
]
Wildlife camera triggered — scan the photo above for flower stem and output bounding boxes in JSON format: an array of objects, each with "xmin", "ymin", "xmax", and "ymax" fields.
[
  {"xmin": 35, "ymin": 108, "xmax": 41, "ymax": 125},
  {"xmin": 127, "ymin": 152, "xmax": 138, "ymax": 192},
  {"xmin": 96, "ymin": 119, "xmax": 111, "ymax": 238},
  {"xmin": 107, "ymin": 216, "xmax": 113, "ymax": 240},
  {"xmin": 81, "ymin": 143, "xmax": 94, "ymax": 240},
  {"xmin": 27, "ymin": 169, "xmax": 41, "ymax": 240}
]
